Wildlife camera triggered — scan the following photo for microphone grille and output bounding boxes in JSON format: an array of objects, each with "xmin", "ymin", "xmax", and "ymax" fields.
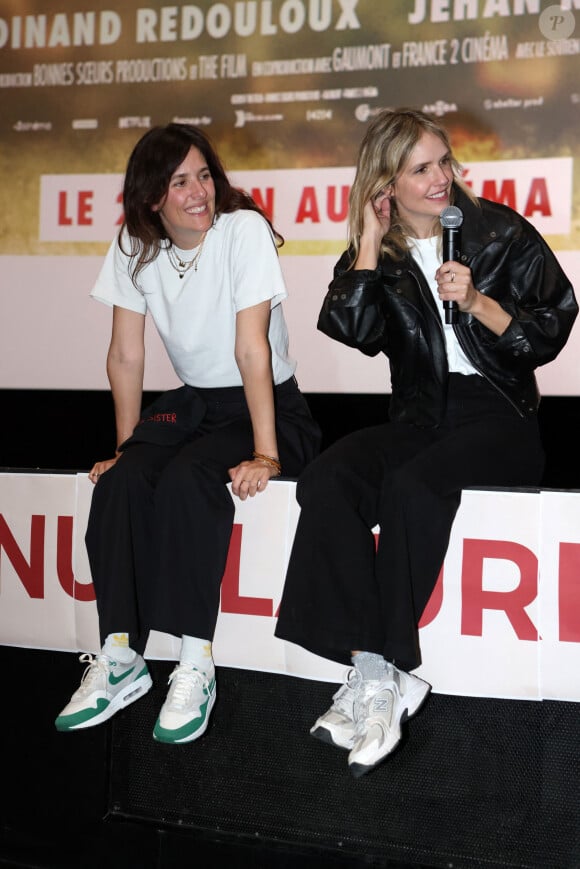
[{"xmin": 440, "ymin": 205, "xmax": 464, "ymax": 229}]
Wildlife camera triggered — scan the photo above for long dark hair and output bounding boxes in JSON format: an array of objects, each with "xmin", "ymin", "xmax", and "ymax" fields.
[{"xmin": 119, "ymin": 123, "xmax": 283, "ymax": 285}]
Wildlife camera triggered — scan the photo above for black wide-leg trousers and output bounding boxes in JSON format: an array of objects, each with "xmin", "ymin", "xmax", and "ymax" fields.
[
  {"xmin": 85, "ymin": 378, "xmax": 320, "ymax": 655},
  {"xmin": 275, "ymin": 375, "xmax": 545, "ymax": 672}
]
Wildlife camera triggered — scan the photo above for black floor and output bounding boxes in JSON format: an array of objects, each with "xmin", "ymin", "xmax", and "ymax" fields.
[
  {"xmin": 0, "ymin": 647, "xmax": 425, "ymax": 869},
  {"xmin": 0, "ymin": 824, "xmax": 420, "ymax": 869},
  {"xmin": 2, "ymin": 393, "xmax": 580, "ymax": 869},
  {"xmin": 2, "ymin": 646, "xmax": 580, "ymax": 869}
]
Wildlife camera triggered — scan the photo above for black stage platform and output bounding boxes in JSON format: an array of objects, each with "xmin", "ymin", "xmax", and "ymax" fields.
[
  {"xmin": 1, "ymin": 646, "xmax": 579, "ymax": 869},
  {"xmin": 2, "ymin": 390, "xmax": 580, "ymax": 867}
]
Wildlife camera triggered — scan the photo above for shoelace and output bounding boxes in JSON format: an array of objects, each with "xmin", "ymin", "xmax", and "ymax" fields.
[
  {"xmin": 167, "ymin": 665, "xmax": 208, "ymax": 710},
  {"xmin": 77, "ymin": 652, "xmax": 113, "ymax": 694},
  {"xmin": 333, "ymin": 668, "xmax": 362, "ymax": 714}
]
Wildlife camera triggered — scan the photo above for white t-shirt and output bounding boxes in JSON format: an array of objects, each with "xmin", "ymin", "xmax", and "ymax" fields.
[
  {"xmin": 91, "ymin": 209, "xmax": 296, "ymax": 388},
  {"xmin": 410, "ymin": 236, "xmax": 479, "ymax": 377}
]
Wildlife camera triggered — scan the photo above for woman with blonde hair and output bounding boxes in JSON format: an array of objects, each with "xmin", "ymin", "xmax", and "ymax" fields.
[{"xmin": 275, "ymin": 107, "xmax": 577, "ymax": 777}]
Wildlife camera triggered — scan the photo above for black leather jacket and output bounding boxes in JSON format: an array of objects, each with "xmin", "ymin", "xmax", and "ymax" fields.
[{"xmin": 318, "ymin": 186, "xmax": 578, "ymax": 426}]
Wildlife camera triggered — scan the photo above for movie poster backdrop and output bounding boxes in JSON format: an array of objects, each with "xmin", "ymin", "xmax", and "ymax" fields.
[{"xmin": 0, "ymin": 0, "xmax": 578, "ymax": 393}]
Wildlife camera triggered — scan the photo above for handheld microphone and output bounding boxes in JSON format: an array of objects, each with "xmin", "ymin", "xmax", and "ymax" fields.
[{"xmin": 439, "ymin": 205, "xmax": 464, "ymax": 325}]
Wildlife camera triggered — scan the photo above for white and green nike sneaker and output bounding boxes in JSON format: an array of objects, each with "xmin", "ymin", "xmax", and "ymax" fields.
[
  {"xmin": 153, "ymin": 663, "xmax": 216, "ymax": 744},
  {"xmin": 55, "ymin": 652, "xmax": 152, "ymax": 732}
]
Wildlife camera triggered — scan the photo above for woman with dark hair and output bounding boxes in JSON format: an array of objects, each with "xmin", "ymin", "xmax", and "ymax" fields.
[
  {"xmin": 275, "ymin": 107, "xmax": 577, "ymax": 777},
  {"xmin": 55, "ymin": 124, "xmax": 320, "ymax": 743}
]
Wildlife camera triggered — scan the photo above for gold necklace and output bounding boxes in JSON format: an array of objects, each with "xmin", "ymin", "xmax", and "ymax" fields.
[{"xmin": 166, "ymin": 233, "xmax": 206, "ymax": 279}]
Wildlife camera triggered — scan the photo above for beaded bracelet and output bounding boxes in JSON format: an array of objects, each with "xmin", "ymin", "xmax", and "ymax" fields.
[{"xmin": 252, "ymin": 450, "xmax": 282, "ymax": 476}]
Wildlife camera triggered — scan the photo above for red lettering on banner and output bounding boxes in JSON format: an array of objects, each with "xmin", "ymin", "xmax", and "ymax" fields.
[
  {"xmin": 558, "ymin": 542, "xmax": 580, "ymax": 642},
  {"xmin": 419, "ymin": 568, "xmax": 444, "ymax": 627},
  {"xmin": 0, "ymin": 514, "xmax": 45, "ymax": 598},
  {"xmin": 250, "ymin": 187, "xmax": 274, "ymax": 222},
  {"xmin": 77, "ymin": 190, "xmax": 93, "ymax": 225},
  {"xmin": 57, "ymin": 190, "xmax": 94, "ymax": 226},
  {"xmin": 5, "ymin": 505, "xmax": 579, "ymax": 650},
  {"xmin": 481, "ymin": 178, "xmax": 516, "ymax": 209},
  {"xmin": 462, "ymin": 175, "xmax": 552, "ymax": 218},
  {"xmin": 524, "ymin": 178, "xmax": 551, "ymax": 217},
  {"xmin": 57, "ymin": 191, "xmax": 73, "ymax": 225},
  {"xmin": 57, "ymin": 516, "xmax": 95, "ymax": 602},
  {"xmin": 327, "ymin": 185, "xmax": 350, "ymax": 222},
  {"xmin": 295, "ymin": 186, "xmax": 351, "ymax": 223},
  {"xmin": 116, "ymin": 191, "xmax": 124, "ymax": 225},
  {"xmin": 295, "ymin": 186, "xmax": 321, "ymax": 223},
  {"xmin": 220, "ymin": 524, "xmax": 273, "ymax": 616},
  {"xmin": 461, "ymin": 539, "xmax": 538, "ymax": 640}
]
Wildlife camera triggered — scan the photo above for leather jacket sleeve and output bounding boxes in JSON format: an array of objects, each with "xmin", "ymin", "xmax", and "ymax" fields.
[
  {"xmin": 459, "ymin": 205, "xmax": 578, "ymax": 374},
  {"xmin": 317, "ymin": 249, "xmax": 387, "ymax": 357},
  {"xmin": 316, "ymin": 190, "xmax": 577, "ymax": 422}
]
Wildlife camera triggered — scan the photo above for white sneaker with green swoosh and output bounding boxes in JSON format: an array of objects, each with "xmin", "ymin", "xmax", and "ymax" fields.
[
  {"xmin": 55, "ymin": 652, "xmax": 152, "ymax": 731},
  {"xmin": 153, "ymin": 663, "xmax": 216, "ymax": 744}
]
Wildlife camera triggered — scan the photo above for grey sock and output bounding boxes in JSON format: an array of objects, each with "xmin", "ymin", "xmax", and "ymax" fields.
[{"xmin": 352, "ymin": 652, "xmax": 391, "ymax": 681}]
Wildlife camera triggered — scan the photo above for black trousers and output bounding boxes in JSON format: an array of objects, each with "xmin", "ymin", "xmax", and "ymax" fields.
[
  {"xmin": 275, "ymin": 375, "xmax": 545, "ymax": 672},
  {"xmin": 85, "ymin": 377, "xmax": 321, "ymax": 655}
]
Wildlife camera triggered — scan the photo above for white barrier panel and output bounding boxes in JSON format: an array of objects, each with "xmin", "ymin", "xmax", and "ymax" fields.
[{"xmin": 1, "ymin": 472, "xmax": 579, "ymax": 701}]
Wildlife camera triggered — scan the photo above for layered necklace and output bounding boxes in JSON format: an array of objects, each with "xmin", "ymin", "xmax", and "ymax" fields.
[{"xmin": 165, "ymin": 232, "xmax": 207, "ymax": 279}]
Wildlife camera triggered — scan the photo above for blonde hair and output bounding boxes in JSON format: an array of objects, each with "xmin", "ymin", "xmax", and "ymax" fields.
[{"xmin": 347, "ymin": 108, "xmax": 477, "ymax": 263}]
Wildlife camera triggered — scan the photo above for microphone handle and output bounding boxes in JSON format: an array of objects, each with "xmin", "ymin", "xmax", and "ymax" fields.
[{"xmin": 442, "ymin": 227, "xmax": 460, "ymax": 324}]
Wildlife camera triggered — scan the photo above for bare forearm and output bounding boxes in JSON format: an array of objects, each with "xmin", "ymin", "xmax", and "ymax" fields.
[
  {"xmin": 467, "ymin": 290, "xmax": 512, "ymax": 336},
  {"xmin": 437, "ymin": 263, "xmax": 512, "ymax": 337},
  {"xmin": 353, "ymin": 200, "xmax": 390, "ymax": 270},
  {"xmin": 354, "ymin": 232, "xmax": 382, "ymax": 270},
  {"xmin": 237, "ymin": 348, "xmax": 278, "ymax": 458},
  {"xmin": 107, "ymin": 355, "xmax": 144, "ymax": 449}
]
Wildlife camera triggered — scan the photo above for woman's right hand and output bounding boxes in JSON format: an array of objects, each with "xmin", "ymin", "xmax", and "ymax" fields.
[
  {"xmin": 365, "ymin": 189, "xmax": 392, "ymax": 236},
  {"xmin": 89, "ymin": 455, "xmax": 119, "ymax": 484},
  {"xmin": 354, "ymin": 194, "xmax": 392, "ymax": 270}
]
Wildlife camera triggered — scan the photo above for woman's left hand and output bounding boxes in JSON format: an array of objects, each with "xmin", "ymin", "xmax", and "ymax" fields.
[
  {"xmin": 435, "ymin": 261, "xmax": 479, "ymax": 314},
  {"xmin": 228, "ymin": 459, "xmax": 279, "ymax": 501}
]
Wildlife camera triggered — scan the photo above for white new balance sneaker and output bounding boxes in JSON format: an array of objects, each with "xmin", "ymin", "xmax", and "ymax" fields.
[
  {"xmin": 153, "ymin": 663, "xmax": 216, "ymax": 744},
  {"xmin": 348, "ymin": 666, "xmax": 431, "ymax": 778},
  {"xmin": 55, "ymin": 652, "xmax": 152, "ymax": 732},
  {"xmin": 310, "ymin": 669, "xmax": 361, "ymax": 750}
]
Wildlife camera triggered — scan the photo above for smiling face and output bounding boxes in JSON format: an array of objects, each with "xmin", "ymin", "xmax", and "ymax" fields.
[
  {"xmin": 391, "ymin": 130, "xmax": 454, "ymax": 238},
  {"xmin": 153, "ymin": 146, "xmax": 216, "ymax": 248}
]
